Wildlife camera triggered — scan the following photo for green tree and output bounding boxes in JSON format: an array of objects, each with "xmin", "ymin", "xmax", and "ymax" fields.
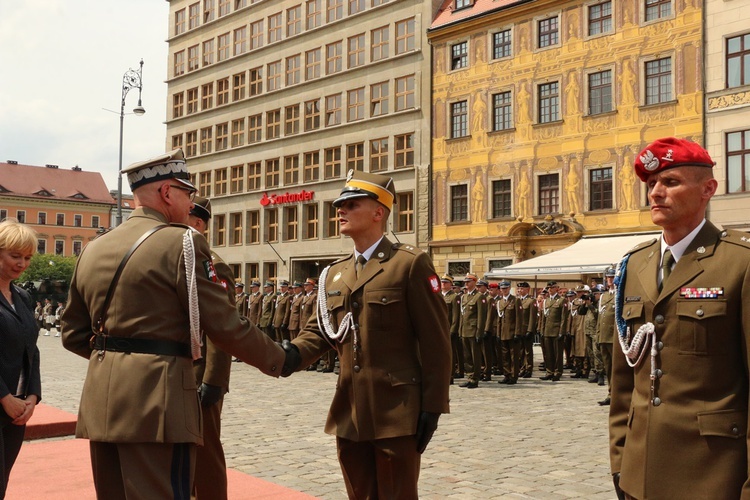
[{"xmin": 20, "ymin": 254, "xmax": 76, "ymax": 283}]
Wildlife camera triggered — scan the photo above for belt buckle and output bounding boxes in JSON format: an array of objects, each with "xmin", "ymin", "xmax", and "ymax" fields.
[{"xmin": 92, "ymin": 334, "xmax": 106, "ymax": 362}]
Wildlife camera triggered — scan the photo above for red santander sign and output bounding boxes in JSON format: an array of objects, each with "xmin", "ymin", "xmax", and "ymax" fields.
[{"xmin": 260, "ymin": 190, "xmax": 315, "ymax": 207}]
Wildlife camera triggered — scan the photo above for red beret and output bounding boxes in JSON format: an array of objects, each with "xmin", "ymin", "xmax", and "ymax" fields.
[
  {"xmin": 488, "ymin": 283, "xmax": 499, "ymax": 289},
  {"xmin": 634, "ymin": 137, "xmax": 714, "ymax": 182}
]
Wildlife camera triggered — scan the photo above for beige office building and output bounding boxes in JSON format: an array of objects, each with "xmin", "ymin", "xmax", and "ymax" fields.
[
  {"xmin": 704, "ymin": 0, "xmax": 750, "ymax": 231},
  {"xmin": 165, "ymin": 0, "xmax": 437, "ymax": 284}
]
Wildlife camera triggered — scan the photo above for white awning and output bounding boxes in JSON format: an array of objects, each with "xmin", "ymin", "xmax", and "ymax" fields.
[{"xmin": 486, "ymin": 232, "xmax": 660, "ymax": 280}]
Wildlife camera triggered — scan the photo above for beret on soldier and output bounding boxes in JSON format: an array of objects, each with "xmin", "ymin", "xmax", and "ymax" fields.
[
  {"xmin": 634, "ymin": 137, "xmax": 715, "ymax": 182},
  {"xmin": 122, "ymin": 149, "xmax": 195, "ymax": 191},
  {"xmin": 488, "ymin": 283, "xmax": 499, "ymax": 289},
  {"xmin": 333, "ymin": 169, "xmax": 396, "ymax": 208}
]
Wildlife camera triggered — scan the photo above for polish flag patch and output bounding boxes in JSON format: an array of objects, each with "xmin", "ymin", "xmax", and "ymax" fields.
[{"xmin": 428, "ymin": 275, "xmax": 440, "ymax": 293}]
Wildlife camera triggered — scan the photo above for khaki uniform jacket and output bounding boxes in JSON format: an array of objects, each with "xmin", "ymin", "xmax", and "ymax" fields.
[
  {"xmin": 235, "ymin": 293, "xmax": 248, "ymax": 317},
  {"xmin": 609, "ymin": 222, "xmax": 750, "ymax": 499},
  {"xmin": 515, "ymin": 295, "xmax": 538, "ymax": 336},
  {"xmin": 247, "ymin": 292, "xmax": 262, "ymax": 326},
  {"xmin": 497, "ymin": 294, "xmax": 517, "ymax": 341},
  {"xmin": 259, "ymin": 293, "xmax": 275, "ymax": 328},
  {"xmin": 459, "ymin": 290, "xmax": 488, "ymax": 339},
  {"xmin": 542, "ymin": 295, "xmax": 566, "ymax": 337},
  {"xmin": 570, "ymin": 298, "xmax": 587, "ymax": 357},
  {"xmin": 484, "ymin": 296, "xmax": 498, "ymax": 336},
  {"xmin": 596, "ymin": 290, "xmax": 616, "ymax": 344},
  {"xmin": 273, "ymin": 292, "xmax": 292, "ymax": 328},
  {"xmin": 61, "ymin": 207, "xmax": 285, "ymax": 444},
  {"xmin": 291, "ymin": 238, "xmax": 451, "ymax": 442},
  {"xmin": 288, "ymin": 293, "xmax": 304, "ymax": 331},
  {"xmin": 442, "ymin": 290, "xmax": 460, "ymax": 335},
  {"xmin": 299, "ymin": 291, "xmax": 317, "ymax": 331}
]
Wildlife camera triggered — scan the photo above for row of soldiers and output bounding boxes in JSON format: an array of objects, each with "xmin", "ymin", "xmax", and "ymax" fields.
[
  {"xmin": 441, "ymin": 269, "xmax": 617, "ymax": 405},
  {"xmin": 34, "ymin": 297, "xmax": 65, "ymax": 337}
]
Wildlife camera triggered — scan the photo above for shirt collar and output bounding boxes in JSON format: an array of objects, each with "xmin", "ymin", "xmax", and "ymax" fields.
[
  {"xmin": 354, "ymin": 236, "xmax": 384, "ymax": 262},
  {"xmin": 660, "ymin": 218, "xmax": 706, "ymax": 263}
]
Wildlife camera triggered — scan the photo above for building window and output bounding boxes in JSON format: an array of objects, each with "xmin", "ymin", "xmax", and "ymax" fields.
[
  {"xmin": 325, "ymin": 202, "xmax": 340, "ymax": 237},
  {"xmin": 304, "ymin": 151, "xmax": 320, "ymax": 181},
  {"xmin": 264, "ymin": 262, "xmax": 278, "ymax": 284},
  {"xmin": 538, "ymin": 173, "xmax": 559, "ymax": 214},
  {"xmin": 455, "ymin": 0, "xmax": 473, "ymax": 8},
  {"xmin": 0, "ymin": 209, "xmax": 7, "ymax": 221},
  {"xmin": 188, "ymin": 45, "xmax": 199, "ymax": 72},
  {"xmin": 172, "ymin": 134, "xmax": 183, "ymax": 151},
  {"xmin": 247, "ymin": 211, "xmax": 260, "ymax": 243},
  {"xmin": 395, "ymin": 192, "xmax": 413, "ymax": 232},
  {"xmin": 349, "ymin": 0, "xmax": 364, "ymax": 14},
  {"xmin": 492, "ymin": 30, "xmax": 511, "ymax": 59},
  {"xmin": 266, "ymin": 109, "xmax": 281, "ymax": 139},
  {"xmin": 370, "ymin": 138, "xmax": 388, "ymax": 172},
  {"xmin": 203, "ymin": 0, "xmax": 215, "ymax": 23},
  {"xmin": 492, "ymin": 91, "xmax": 513, "ymax": 131},
  {"xmin": 727, "ymin": 34, "xmax": 750, "ymax": 89},
  {"xmin": 73, "ymin": 241, "xmax": 82, "ymax": 256},
  {"xmin": 199, "ymin": 171, "xmax": 212, "ymax": 197},
  {"xmin": 347, "ymin": 143, "xmax": 364, "ymax": 171},
  {"xmin": 645, "ymin": 0, "xmax": 671, "ymax": 22},
  {"xmin": 246, "ymin": 262, "xmax": 259, "ymax": 284},
  {"xmin": 266, "ymin": 158, "xmax": 280, "ymax": 188},
  {"xmin": 55, "ymin": 240, "xmax": 64, "ymax": 256},
  {"xmin": 38, "ymin": 212, "xmax": 46, "ymax": 225},
  {"xmin": 588, "ymin": 70, "xmax": 613, "ymax": 115},
  {"xmin": 327, "ymin": 0, "xmax": 343, "ymax": 22},
  {"xmin": 215, "ymin": 122, "xmax": 228, "ymax": 151},
  {"xmin": 202, "ymin": 39, "xmax": 214, "ymax": 66},
  {"xmin": 235, "ymin": 0, "xmax": 247, "ymax": 9},
  {"xmin": 450, "ymin": 100, "xmax": 468, "ymax": 138},
  {"xmin": 200, "ymin": 127, "xmax": 213, "ymax": 154},
  {"xmin": 538, "ymin": 82, "xmax": 559, "ymax": 123},
  {"xmin": 212, "ymin": 214, "xmax": 225, "ymax": 246},
  {"xmin": 489, "ymin": 259, "xmax": 512, "ymax": 271},
  {"xmin": 173, "ymin": 93, "xmax": 184, "ymax": 119},
  {"xmin": 217, "ymin": 32, "xmax": 230, "ymax": 61},
  {"xmin": 348, "ymin": 88, "xmax": 364, "ymax": 122},
  {"xmin": 174, "ymin": 50, "xmax": 185, "ymax": 76},
  {"xmin": 251, "ymin": 20, "xmax": 264, "ymax": 49},
  {"xmin": 589, "ymin": 167, "xmax": 613, "ymax": 210},
  {"xmin": 285, "ymin": 206, "xmax": 299, "ymax": 241},
  {"xmin": 285, "ymin": 104, "xmax": 300, "ymax": 135},
  {"xmin": 187, "ymin": 88, "xmax": 198, "ymax": 114},
  {"xmin": 248, "ymin": 114, "xmax": 262, "ymax": 143},
  {"xmin": 286, "ymin": 55, "xmax": 301, "ymax": 86},
  {"xmin": 267, "ymin": 61, "xmax": 282, "ymax": 91},
  {"xmin": 247, "ymin": 162, "xmax": 261, "ymax": 190},
  {"xmin": 249, "ymin": 67, "xmax": 263, "ymax": 96},
  {"xmin": 450, "ymin": 185, "xmax": 468, "ymax": 222},
  {"xmin": 56, "ymin": 213, "xmax": 64, "ymax": 226},
  {"xmin": 201, "ymin": 82, "xmax": 213, "ymax": 110},
  {"xmin": 92, "ymin": 215, "xmax": 100, "ymax": 228},
  {"xmin": 214, "ymin": 167, "xmax": 228, "ymax": 196},
  {"xmin": 189, "ymin": 3, "xmax": 200, "ymax": 29},
  {"xmin": 394, "ymin": 133, "xmax": 414, "ymax": 168},
  {"xmin": 451, "ymin": 42, "xmax": 468, "ymax": 70},
  {"xmin": 538, "ymin": 16, "xmax": 559, "ymax": 48},
  {"xmin": 325, "ymin": 147, "xmax": 342, "ymax": 179},
  {"xmin": 268, "ymin": 12, "xmax": 282, "ymax": 44},
  {"xmin": 217, "ymin": 78, "xmax": 229, "ymax": 106},
  {"xmin": 326, "ymin": 41, "xmax": 343, "ymax": 74},
  {"xmin": 395, "ymin": 75, "xmax": 415, "ymax": 111},
  {"xmin": 73, "ymin": 214, "xmax": 82, "ymax": 227},
  {"xmin": 37, "ymin": 239, "xmax": 46, "ymax": 254},
  {"xmin": 325, "ymin": 94, "xmax": 342, "ymax": 126},
  {"xmin": 234, "ymin": 26, "xmax": 247, "ymax": 55},
  {"xmin": 371, "ymin": 26, "xmax": 389, "ymax": 62},
  {"xmin": 492, "ymin": 179, "xmax": 512, "ymax": 218},
  {"xmin": 231, "ymin": 165, "xmax": 244, "ymax": 193},
  {"xmin": 370, "ymin": 81, "xmax": 389, "ymax": 116},
  {"xmin": 304, "ymin": 99, "xmax": 320, "ymax": 131},
  {"xmin": 231, "ymin": 118, "xmax": 245, "ymax": 147},
  {"xmin": 186, "ymin": 130, "xmax": 198, "ymax": 156},
  {"xmin": 727, "ymin": 130, "xmax": 750, "ymax": 193},
  {"xmin": 306, "ymin": 0, "xmax": 322, "ymax": 30},
  {"xmin": 287, "ymin": 5, "xmax": 302, "ymax": 36},
  {"xmin": 304, "ymin": 204, "xmax": 319, "ymax": 239},
  {"xmin": 348, "ymin": 34, "xmax": 365, "ymax": 68},
  {"xmin": 284, "ymin": 155, "xmax": 300, "ymax": 185},
  {"xmin": 396, "ymin": 18, "xmax": 415, "ymax": 54},
  {"xmin": 218, "ymin": 0, "xmax": 230, "ymax": 17},
  {"xmin": 645, "ymin": 57, "xmax": 672, "ymax": 105},
  {"xmin": 306, "ymin": 49, "xmax": 321, "ymax": 80},
  {"xmin": 265, "ymin": 208, "xmax": 279, "ymax": 243},
  {"xmin": 588, "ymin": 1, "xmax": 612, "ymax": 36},
  {"xmin": 230, "ymin": 212, "xmax": 243, "ymax": 245}
]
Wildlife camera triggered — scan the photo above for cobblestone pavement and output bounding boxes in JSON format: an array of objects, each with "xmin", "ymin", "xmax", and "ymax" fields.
[{"xmin": 37, "ymin": 335, "xmax": 614, "ymax": 499}]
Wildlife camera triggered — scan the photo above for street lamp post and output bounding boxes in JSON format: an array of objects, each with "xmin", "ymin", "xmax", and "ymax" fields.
[{"xmin": 116, "ymin": 59, "xmax": 146, "ymax": 227}]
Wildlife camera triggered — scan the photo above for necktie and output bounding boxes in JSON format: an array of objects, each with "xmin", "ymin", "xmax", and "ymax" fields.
[
  {"xmin": 659, "ymin": 249, "xmax": 674, "ymax": 291},
  {"xmin": 355, "ymin": 255, "xmax": 367, "ymax": 278}
]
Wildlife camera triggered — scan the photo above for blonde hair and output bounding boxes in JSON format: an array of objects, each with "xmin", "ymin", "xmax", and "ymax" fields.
[{"xmin": 0, "ymin": 218, "xmax": 38, "ymax": 254}]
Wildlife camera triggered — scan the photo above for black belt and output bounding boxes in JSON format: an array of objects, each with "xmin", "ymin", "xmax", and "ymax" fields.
[{"xmin": 90, "ymin": 334, "xmax": 191, "ymax": 358}]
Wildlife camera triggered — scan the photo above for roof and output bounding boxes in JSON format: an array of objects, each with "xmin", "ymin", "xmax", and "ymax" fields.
[
  {"xmin": 0, "ymin": 162, "xmax": 114, "ymax": 205},
  {"xmin": 486, "ymin": 233, "xmax": 660, "ymax": 280},
  {"xmin": 430, "ymin": 0, "xmax": 531, "ymax": 31}
]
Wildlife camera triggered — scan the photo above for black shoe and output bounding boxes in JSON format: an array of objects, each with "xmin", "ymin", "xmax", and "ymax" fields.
[
  {"xmin": 539, "ymin": 375, "xmax": 553, "ymax": 381},
  {"xmin": 598, "ymin": 373, "xmax": 606, "ymax": 386},
  {"xmin": 551, "ymin": 376, "xmax": 561, "ymax": 381},
  {"xmin": 598, "ymin": 397, "xmax": 611, "ymax": 406},
  {"xmin": 459, "ymin": 381, "xmax": 479, "ymax": 389},
  {"xmin": 588, "ymin": 372, "xmax": 599, "ymax": 383},
  {"xmin": 522, "ymin": 372, "xmax": 532, "ymax": 378},
  {"xmin": 571, "ymin": 372, "xmax": 583, "ymax": 378},
  {"xmin": 506, "ymin": 379, "xmax": 517, "ymax": 385}
]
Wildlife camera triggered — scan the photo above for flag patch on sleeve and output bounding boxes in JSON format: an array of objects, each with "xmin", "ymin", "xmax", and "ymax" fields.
[
  {"xmin": 203, "ymin": 260, "xmax": 218, "ymax": 282},
  {"xmin": 429, "ymin": 275, "xmax": 440, "ymax": 293}
]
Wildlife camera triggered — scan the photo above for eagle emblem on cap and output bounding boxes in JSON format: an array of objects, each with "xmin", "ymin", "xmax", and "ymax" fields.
[
  {"xmin": 346, "ymin": 169, "xmax": 354, "ymax": 181},
  {"xmin": 640, "ymin": 149, "xmax": 660, "ymax": 171}
]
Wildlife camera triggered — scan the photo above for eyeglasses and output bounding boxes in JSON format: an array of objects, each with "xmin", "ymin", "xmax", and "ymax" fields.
[{"xmin": 168, "ymin": 184, "xmax": 197, "ymax": 201}]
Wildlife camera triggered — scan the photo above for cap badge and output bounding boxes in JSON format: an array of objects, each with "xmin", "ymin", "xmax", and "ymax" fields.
[
  {"xmin": 662, "ymin": 149, "xmax": 674, "ymax": 162},
  {"xmin": 346, "ymin": 169, "xmax": 354, "ymax": 182},
  {"xmin": 640, "ymin": 150, "xmax": 660, "ymax": 171}
]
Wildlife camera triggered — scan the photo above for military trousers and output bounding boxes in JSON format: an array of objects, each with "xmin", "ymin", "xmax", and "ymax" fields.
[
  {"xmin": 542, "ymin": 336, "xmax": 564, "ymax": 378},
  {"xmin": 500, "ymin": 338, "xmax": 522, "ymax": 380},
  {"xmin": 521, "ymin": 334, "xmax": 534, "ymax": 374},
  {"xmin": 481, "ymin": 336, "xmax": 494, "ymax": 380},
  {"xmin": 450, "ymin": 333, "xmax": 464, "ymax": 376},
  {"xmin": 599, "ymin": 342, "xmax": 614, "ymax": 389},
  {"xmin": 194, "ymin": 397, "xmax": 227, "ymax": 500},
  {"xmin": 461, "ymin": 337, "xmax": 482, "ymax": 383}
]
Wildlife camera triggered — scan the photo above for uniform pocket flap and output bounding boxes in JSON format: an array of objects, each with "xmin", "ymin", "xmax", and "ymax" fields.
[
  {"xmin": 676, "ymin": 299, "xmax": 727, "ymax": 320},
  {"xmin": 366, "ymin": 288, "xmax": 403, "ymax": 307},
  {"xmin": 326, "ymin": 295, "xmax": 345, "ymax": 312},
  {"xmin": 388, "ymin": 368, "xmax": 421, "ymax": 386},
  {"xmin": 622, "ymin": 302, "xmax": 643, "ymax": 320},
  {"xmin": 697, "ymin": 409, "xmax": 746, "ymax": 438}
]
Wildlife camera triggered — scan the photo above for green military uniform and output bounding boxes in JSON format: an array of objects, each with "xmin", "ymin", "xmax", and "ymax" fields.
[
  {"xmin": 246, "ymin": 282, "xmax": 262, "ymax": 326},
  {"xmin": 484, "ymin": 287, "xmax": 499, "ymax": 377},
  {"xmin": 569, "ymin": 290, "xmax": 589, "ymax": 377},
  {"xmin": 540, "ymin": 284, "xmax": 565, "ymax": 380},
  {"xmin": 597, "ymin": 275, "xmax": 617, "ymax": 392},
  {"xmin": 496, "ymin": 283, "xmax": 519, "ymax": 383},
  {"xmin": 273, "ymin": 282, "xmax": 292, "ymax": 341},
  {"xmin": 288, "ymin": 283, "xmax": 305, "ymax": 340},
  {"xmin": 234, "ymin": 283, "xmax": 248, "ymax": 317},
  {"xmin": 514, "ymin": 285, "xmax": 537, "ymax": 378},
  {"xmin": 440, "ymin": 275, "xmax": 461, "ymax": 382},
  {"xmin": 259, "ymin": 284, "xmax": 276, "ymax": 339},
  {"xmin": 459, "ymin": 275, "xmax": 488, "ymax": 388}
]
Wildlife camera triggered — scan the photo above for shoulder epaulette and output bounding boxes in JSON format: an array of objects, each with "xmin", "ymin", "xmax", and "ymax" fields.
[
  {"xmin": 720, "ymin": 229, "xmax": 750, "ymax": 249},
  {"xmin": 170, "ymin": 222, "xmax": 191, "ymax": 230},
  {"xmin": 391, "ymin": 243, "xmax": 423, "ymax": 255},
  {"xmin": 330, "ymin": 253, "xmax": 353, "ymax": 266},
  {"xmin": 625, "ymin": 238, "xmax": 658, "ymax": 255}
]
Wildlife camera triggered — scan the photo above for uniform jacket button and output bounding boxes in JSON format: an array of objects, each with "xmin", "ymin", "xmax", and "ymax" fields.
[
  {"xmin": 652, "ymin": 397, "xmax": 661, "ymax": 406},
  {"xmin": 353, "ymin": 301, "xmax": 359, "ymax": 308},
  {"xmin": 655, "ymin": 315, "xmax": 665, "ymax": 324},
  {"xmin": 353, "ymin": 365, "xmax": 361, "ymax": 373},
  {"xmin": 731, "ymin": 424, "xmax": 740, "ymax": 436},
  {"xmin": 655, "ymin": 369, "xmax": 663, "ymax": 378},
  {"xmin": 696, "ymin": 309, "xmax": 704, "ymax": 317},
  {"xmin": 656, "ymin": 341, "xmax": 664, "ymax": 351},
  {"xmin": 381, "ymin": 297, "xmax": 387, "ymax": 303},
  {"xmin": 271, "ymin": 365, "xmax": 277, "ymax": 372}
]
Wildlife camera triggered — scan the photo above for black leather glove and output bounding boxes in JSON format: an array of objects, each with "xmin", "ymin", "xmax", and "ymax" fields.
[
  {"xmin": 280, "ymin": 339, "xmax": 301, "ymax": 377},
  {"xmin": 613, "ymin": 473, "xmax": 625, "ymax": 500},
  {"xmin": 475, "ymin": 336, "xmax": 482, "ymax": 344},
  {"xmin": 525, "ymin": 331, "xmax": 533, "ymax": 339},
  {"xmin": 281, "ymin": 324, "xmax": 287, "ymax": 330},
  {"xmin": 415, "ymin": 411, "xmax": 440, "ymax": 454},
  {"xmin": 198, "ymin": 383, "xmax": 222, "ymax": 408},
  {"xmin": 513, "ymin": 334, "xmax": 522, "ymax": 342},
  {"xmin": 482, "ymin": 331, "xmax": 491, "ymax": 340}
]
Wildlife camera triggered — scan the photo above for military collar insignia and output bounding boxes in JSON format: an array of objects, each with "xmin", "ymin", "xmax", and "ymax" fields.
[{"xmin": 696, "ymin": 246, "xmax": 706, "ymax": 254}]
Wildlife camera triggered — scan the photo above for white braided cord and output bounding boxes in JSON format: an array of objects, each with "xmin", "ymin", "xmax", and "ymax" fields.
[
  {"xmin": 183, "ymin": 229, "xmax": 203, "ymax": 360},
  {"xmin": 316, "ymin": 265, "xmax": 356, "ymax": 344},
  {"xmin": 618, "ymin": 322, "xmax": 654, "ymax": 369}
]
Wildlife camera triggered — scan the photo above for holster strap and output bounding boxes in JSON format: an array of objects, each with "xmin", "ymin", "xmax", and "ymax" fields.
[{"xmin": 90, "ymin": 334, "xmax": 191, "ymax": 358}]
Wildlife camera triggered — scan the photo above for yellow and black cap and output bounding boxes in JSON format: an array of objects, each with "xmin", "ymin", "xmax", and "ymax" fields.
[
  {"xmin": 122, "ymin": 149, "xmax": 194, "ymax": 192},
  {"xmin": 332, "ymin": 170, "xmax": 396, "ymax": 209}
]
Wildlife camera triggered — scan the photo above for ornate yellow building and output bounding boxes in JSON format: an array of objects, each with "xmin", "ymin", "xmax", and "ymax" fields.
[{"xmin": 427, "ymin": 0, "xmax": 703, "ymax": 280}]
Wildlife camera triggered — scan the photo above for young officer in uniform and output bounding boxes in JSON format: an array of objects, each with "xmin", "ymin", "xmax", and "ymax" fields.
[
  {"xmin": 459, "ymin": 273, "xmax": 488, "ymax": 388},
  {"xmin": 281, "ymin": 170, "xmax": 451, "ymax": 499},
  {"xmin": 61, "ymin": 150, "xmax": 291, "ymax": 499},
  {"xmin": 246, "ymin": 280, "xmax": 262, "ymax": 326},
  {"xmin": 259, "ymin": 281, "xmax": 276, "ymax": 339},
  {"xmin": 609, "ymin": 137, "xmax": 750, "ymax": 499},
  {"xmin": 287, "ymin": 281, "xmax": 304, "ymax": 340},
  {"xmin": 514, "ymin": 282, "xmax": 537, "ymax": 378},
  {"xmin": 540, "ymin": 281, "xmax": 565, "ymax": 381},
  {"xmin": 440, "ymin": 274, "xmax": 460, "ymax": 384}
]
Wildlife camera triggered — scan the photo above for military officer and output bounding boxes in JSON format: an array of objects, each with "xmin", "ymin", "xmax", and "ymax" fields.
[
  {"xmin": 610, "ymin": 137, "xmax": 750, "ymax": 499},
  {"xmin": 246, "ymin": 280, "xmax": 262, "ymax": 326},
  {"xmin": 60, "ymin": 149, "xmax": 290, "ymax": 498},
  {"xmin": 484, "ymin": 282, "xmax": 500, "ymax": 376},
  {"xmin": 259, "ymin": 281, "xmax": 276, "ymax": 339},
  {"xmin": 273, "ymin": 280, "xmax": 292, "ymax": 341},
  {"xmin": 596, "ymin": 268, "xmax": 617, "ymax": 397},
  {"xmin": 299, "ymin": 278, "xmax": 320, "ymax": 371},
  {"xmin": 234, "ymin": 282, "xmax": 248, "ymax": 317},
  {"xmin": 539, "ymin": 281, "xmax": 565, "ymax": 381},
  {"xmin": 514, "ymin": 282, "xmax": 537, "ymax": 378},
  {"xmin": 288, "ymin": 281, "xmax": 304, "ymax": 340},
  {"xmin": 42, "ymin": 298, "xmax": 53, "ymax": 336},
  {"xmin": 282, "ymin": 170, "xmax": 451, "ymax": 499},
  {"xmin": 187, "ymin": 196, "xmax": 233, "ymax": 499},
  {"xmin": 569, "ymin": 285, "xmax": 589, "ymax": 378},
  {"xmin": 459, "ymin": 273, "xmax": 488, "ymax": 388},
  {"xmin": 476, "ymin": 279, "xmax": 494, "ymax": 382},
  {"xmin": 440, "ymin": 274, "xmax": 461, "ymax": 384},
  {"xmin": 495, "ymin": 281, "xmax": 519, "ymax": 384}
]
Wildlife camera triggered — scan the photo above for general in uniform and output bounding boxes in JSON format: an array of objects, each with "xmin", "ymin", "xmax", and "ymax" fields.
[
  {"xmin": 283, "ymin": 170, "xmax": 451, "ymax": 499},
  {"xmin": 609, "ymin": 137, "xmax": 750, "ymax": 499},
  {"xmin": 60, "ymin": 150, "xmax": 289, "ymax": 499}
]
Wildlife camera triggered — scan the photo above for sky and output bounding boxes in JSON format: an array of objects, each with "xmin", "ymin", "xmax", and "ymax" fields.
[{"xmin": 0, "ymin": 0, "xmax": 170, "ymax": 195}]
